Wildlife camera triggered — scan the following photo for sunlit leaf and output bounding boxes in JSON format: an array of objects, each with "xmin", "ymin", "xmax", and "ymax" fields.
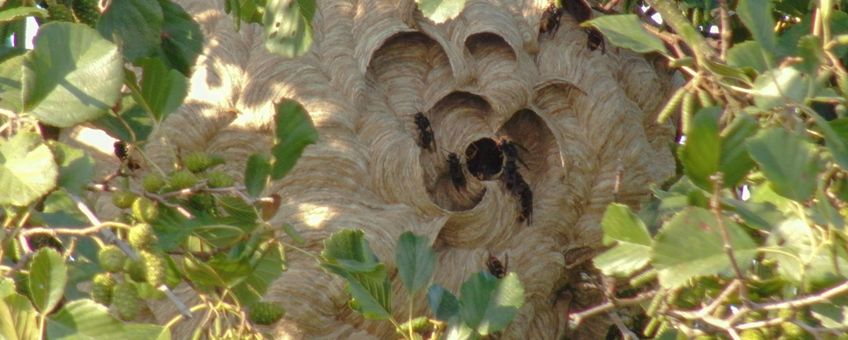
[
  {"xmin": 28, "ymin": 248, "xmax": 67, "ymax": 314},
  {"xmin": 262, "ymin": 0, "xmax": 315, "ymax": 58},
  {"xmin": 0, "ymin": 293, "xmax": 39, "ymax": 340},
  {"xmin": 594, "ymin": 204, "xmax": 652, "ymax": 277},
  {"xmin": 583, "ymin": 14, "xmax": 667, "ymax": 54},
  {"xmin": 747, "ymin": 128, "xmax": 820, "ymax": 201},
  {"xmin": 458, "ymin": 272, "xmax": 524, "ymax": 335},
  {"xmin": 0, "ymin": 7, "xmax": 47, "ymax": 23},
  {"xmin": 652, "ymin": 208, "xmax": 757, "ymax": 288},
  {"xmin": 23, "ymin": 22, "xmax": 123, "ymax": 128},
  {"xmin": 0, "ymin": 53, "xmax": 24, "ymax": 112},
  {"xmin": 751, "ymin": 67, "xmax": 810, "ymax": 110},
  {"xmin": 418, "ymin": 0, "xmax": 467, "ymax": 23},
  {"xmin": 0, "ymin": 132, "xmax": 57, "ymax": 206}
]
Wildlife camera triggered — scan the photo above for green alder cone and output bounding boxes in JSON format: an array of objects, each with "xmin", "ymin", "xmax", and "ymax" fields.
[
  {"xmin": 142, "ymin": 174, "xmax": 166, "ymax": 193},
  {"xmin": 169, "ymin": 170, "xmax": 199, "ymax": 190},
  {"xmin": 71, "ymin": 0, "xmax": 99, "ymax": 26},
  {"xmin": 125, "ymin": 259, "xmax": 146, "ymax": 282},
  {"xmin": 112, "ymin": 282, "xmax": 141, "ymax": 320},
  {"xmin": 740, "ymin": 329, "xmax": 766, "ymax": 340},
  {"xmin": 206, "ymin": 171, "xmax": 235, "ymax": 188},
  {"xmin": 91, "ymin": 273, "xmax": 115, "ymax": 305},
  {"xmin": 248, "ymin": 301, "xmax": 285, "ymax": 325},
  {"xmin": 131, "ymin": 197, "xmax": 159, "ymax": 222},
  {"xmin": 46, "ymin": 1, "xmax": 75, "ymax": 22},
  {"xmin": 128, "ymin": 223, "xmax": 157, "ymax": 250},
  {"xmin": 184, "ymin": 152, "xmax": 214, "ymax": 173},
  {"xmin": 188, "ymin": 193, "xmax": 215, "ymax": 211},
  {"xmin": 139, "ymin": 250, "xmax": 166, "ymax": 287},
  {"xmin": 111, "ymin": 190, "xmax": 137, "ymax": 209},
  {"xmin": 98, "ymin": 245, "xmax": 127, "ymax": 272},
  {"xmin": 779, "ymin": 322, "xmax": 812, "ymax": 340}
]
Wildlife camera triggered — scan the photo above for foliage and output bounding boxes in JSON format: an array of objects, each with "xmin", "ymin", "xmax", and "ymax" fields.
[
  {"xmin": 577, "ymin": 0, "xmax": 848, "ymax": 338},
  {"xmin": 320, "ymin": 230, "xmax": 524, "ymax": 339},
  {"xmin": 0, "ymin": 1, "xmax": 319, "ymax": 338},
  {"xmin": 5, "ymin": 0, "xmax": 847, "ymax": 338}
]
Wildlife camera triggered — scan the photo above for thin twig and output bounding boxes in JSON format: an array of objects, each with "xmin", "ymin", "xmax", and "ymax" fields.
[
  {"xmin": 710, "ymin": 174, "xmax": 750, "ymax": 302},
  {"xmin": 67, "ymin": 193, "xmax": 193, "ymax": 318},
  {"xmin": 717, "ymin": 0, "xmax": 732, "ymax": 60},
  {"xmin": 758, "ymin": 280, "xmax": 848, "ymax": 311},
  {"xmin": 607, "ymin": 311, "xmax": 639, "ymax": 339},
  {"xmin": 569, "ymin": 291, "xmax": 657, "ymax": 327},
  {"xmin": 701, "ymin": 279, "xmax": 741, "ymax": 318}
]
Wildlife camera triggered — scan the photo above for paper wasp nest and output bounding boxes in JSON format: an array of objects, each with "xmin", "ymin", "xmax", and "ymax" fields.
[{"xmin": 122, "ymin": 0, "xmax": 679, "ymax": 338}]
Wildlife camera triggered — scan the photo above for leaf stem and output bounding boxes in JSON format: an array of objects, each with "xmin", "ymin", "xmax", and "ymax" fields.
[{"xmin": 709, "ymin": 173, "xmax": 750, "ymax": 303}]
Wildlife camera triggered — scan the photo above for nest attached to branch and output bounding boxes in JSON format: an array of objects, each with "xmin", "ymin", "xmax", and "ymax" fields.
[{"xmin": 76, "ymin": 0, "xmax": 679, "ymax": 338}]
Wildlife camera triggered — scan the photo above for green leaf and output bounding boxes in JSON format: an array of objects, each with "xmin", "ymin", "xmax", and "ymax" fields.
[
  {"xmin": 181, "ymin": 256, "xmax": 249, "ymax": 290},
  {"xmin": 28, "ymin": 248, "xmax": 67, "ymax": 314},
  {"xmin": 652, "ymin": 207, "xmax": 757, "ymax": 288},
  {"xmin": 92, "ymin": 100, "xmax": 153, "ymax": 143},
  {"xmin": 719, "ymin": 113, "xmax": 757, "ymax": 187},
  {"xmin": 45, "ymin": 299, "xmax": 124, "ymax": 339},
  {"xmin": 23, "ymin": 22, "xmax": 124, "ymax": 128},
  {"xmin": 244, "ymin": 153, "xmax": 271, "ymax": 197},
  {"xmin": 270, "ymin": 99, "xmax": 318, "ymax": 179},
  {"xmin": 812, "ymin": 113, "xmax": 848, "ymax": 172},
  {"xmin": 0, "ymin": 132, "xmax": 57, "ymax": 206},
  {"xmin": 600, "ymin": 203, "xmax": 651, "ymax": 245},
  {"xmin": 123, "ymin": 323, "xmax": 172, "ymax": 340},
  {"xmin": 417, "ymin": 0, "xmax": 468, "ymax": 23},
  {"xmin": 458, "ymin": 272, "xmax": 524, "ymax": 335},
  {"xmin": 811, "ymin": 297, "xmax": 848, "ymax": 329},
  {"xmin": 583, "ymin": 14, "xmax": 667, "ymax": 54},
  {"xmin": 50, "ymin": 142, "xmax": 94, "ymax": 195},
  {"xmin": 746, "ymin": 128, "xmax": 820, "ymax": 201},
  {"xmin": 38, "ymin": 190, "xmax": 87, "ymax": 227},
  {"xmin": 797, "ymin": 35, "xmax": 823, "ymax": 75},
  {"xmin": 0, "ymin": 53, "xmax": 24, "ymax": 112},
  {"xmin": 736, "ymin": 0, "xmax": 776, "ymax": 52},
  {"xmin": 752, "ymin": 67, "xmax": 810, "ymax": 110},
  {"xmin": 320, "ymin": 229, "xmax": 392, "ymax": 320},
  {"xmin": 395, "ymin": 232, "xmax": 435, "ymax": 295},
  {"xmin": 0, "ymin": 278, "xmax": 14, "ymax": 299},
  {"xmin": 594, "ymin": 204, "xmax": 652, "ymax": 277},
  {"xmin": 262, "ymin": 0, "xmax": 315, "ymax": 58},
  {"xmin": 0, "ymin": 7, "xmax": 47, "ymax": 23},
  {"xmin": 727, "ymin": 41, "xmax": 771, "ymax": 74},
  {"xmin": 232, "ymin": 243, "xmax": 287, "ymax": 307},
  {"xmin": 46, "ymin": 299, "xmax": 169, "ymax": 340},
  {"xmin": 721, "ymin": 198, "xmax": 784, "ymax": 230},
  {"xmin": 0, "ymin": 293, "xmax": 39, "ymax": 340},
  {"xmin": 97, "ymin": 0, "xmax": 163, "ymax": 62},
  {"xmin": 137, "ymin": 58, "xmax": 187, "ymax": 121},
  {"xmin": 428, "ymin": 284, "xmax": 459, "ymax": 321},
  {"xmin": 679, "ymin": 107, "xmax": 721, "ymax": 190},
  {"xmin": 156, "ymin": 0, "xmax": 203, "ymax": 76},
  {"xmin": 766, "ymin": 219, "xmax": 848, "ymax": 284}
]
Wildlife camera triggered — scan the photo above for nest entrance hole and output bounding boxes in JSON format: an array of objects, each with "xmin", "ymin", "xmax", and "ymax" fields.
[{"xmin": 465, "ymin": 138, "xmax": 503, "ymax": 180}]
